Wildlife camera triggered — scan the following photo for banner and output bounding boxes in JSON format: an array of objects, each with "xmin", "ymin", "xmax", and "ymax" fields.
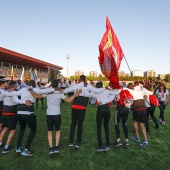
[{"xmin": 98, "ymin": 17, "xmax": 124, "ymax": 88}]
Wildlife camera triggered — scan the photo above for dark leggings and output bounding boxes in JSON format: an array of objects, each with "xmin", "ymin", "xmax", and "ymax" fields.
[
  {"xmin": 145, "ymin": 105, "xmax": 159, "ymax": 132},
  {"xmin": 70, "ymin": 108, "xmax": 86, "ymax": 143},
  {"xmin": 115, "ymin": 107, "xmax": 129, "ymax": 139},
  {"xmin": 96, "ymin": 105, "xmax": 110, "ymax": 147},
  {"xmin": 159, "ymin": 102, "xmax": 166, "ymax": 121},
  {"xmin": 17, "ymin": 114, "xmax": 36, "ymax": 150}
]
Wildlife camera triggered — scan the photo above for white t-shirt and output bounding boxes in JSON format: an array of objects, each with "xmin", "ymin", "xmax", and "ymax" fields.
[
  {"xmin": 44, "ymin": 92, "xmax": 66, "ymax": 115},
  {"xmin": 156, "ymin": 89, "xmax": 169, "ymax": 102},
  {"xmin": 87, "ymin": 89, "xmax": 121, "ymax": 105},
  {"xmin": 3, "ymin": 87, "xmax": 54, "ymax": 115},
  {"xmin": 124, "ymin": 86, "xmax": 153, "ymax": 100},
  {"xmin": 61, "ymin": 82, "xmax": 67, "ymax": 88}
]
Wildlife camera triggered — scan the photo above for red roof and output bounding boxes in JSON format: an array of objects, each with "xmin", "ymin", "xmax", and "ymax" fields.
[{"xmin": 0, "ymin": 47, "xmax": 63, "ymax": 70}]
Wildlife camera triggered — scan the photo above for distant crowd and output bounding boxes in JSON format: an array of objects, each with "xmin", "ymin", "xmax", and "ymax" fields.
[{"xmin": 0, "ymin": 66, "xmax": 48, "ymax": 79}]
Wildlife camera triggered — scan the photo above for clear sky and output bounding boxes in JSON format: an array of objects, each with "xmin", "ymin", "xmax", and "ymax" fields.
[{"xmin": 0, "ymin": 0, "xmax": 170, "ymax": 77}]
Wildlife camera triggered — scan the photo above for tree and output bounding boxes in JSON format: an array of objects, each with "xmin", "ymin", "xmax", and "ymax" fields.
[{"xmin": 164, "ymin": 74, "xmax": 170, "ymax": 82}]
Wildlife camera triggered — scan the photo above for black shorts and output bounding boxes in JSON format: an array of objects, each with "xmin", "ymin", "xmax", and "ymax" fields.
[
  {"xmin": 0, "ymin": 111, "xmax": 3, "ymax": 123},
  {"xmin": 2, "ymin": 116, "xmax": 17, "ymax": 130},
  {"xmin": 133, "ymin": 110, "xmax": 147, "ymax": 123},
  {"xmin": 47, "ymin": 115, "xmax": 61, "ymax": 131}
]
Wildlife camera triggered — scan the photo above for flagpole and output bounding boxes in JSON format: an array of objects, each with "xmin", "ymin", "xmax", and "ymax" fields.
[{"xmin": 124, "ymin": 56, "xmax": 133, "ymax": 77}]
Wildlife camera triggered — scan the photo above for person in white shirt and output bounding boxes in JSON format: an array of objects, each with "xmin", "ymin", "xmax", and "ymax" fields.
[
  {"xmin": 85, "ymin": 81, "xmax": 120, "ymax": 152},
  {"xmin": 113, "ymin": 87, "xmax": 133, "ymax": 148},
  {"xmin": 61, "ymin": 80, "xmax": 67, "ymax": 89},
  {"xmin": 66, "ymin": 80, "xmax": 74, "ymax": 97},
  {"xmin": 57, "ymin": 79, "xmax": 62, "ymax": 88},
  {"xmin": 126, "ymin": 81, "xmax": 153, "ymax": 148},
  {"xmin": 0, "ymin": 80, "xmax": 6, "ymax": 132},
  {"xmin": 143, "ymin": 93, "xmax": 159, "ymax": 132},
  {"xmin": 60, "ymin": 80, "xmax": 67, "ymax": 104},
  {"xmin": 120, "ymin": 79, "xmax": 127, "ymax": 88},
  {"xmin": 155, "ymin": 84, "xmax": 169, "ymax": 126},
  {"xmin": 35, "ymin": 82, "xmax": 45, "ymax": 110},
  {"xmin": 64, "ymin": 75, "xmax": 106, "ymax": 149},
  {"xmin": 42, "ymin": 80, "xmax": 82, "ymax": 154},
  {"xmin": 0, "ymin": 81, "xmax": 31, "ymax": 154},
  {"xmin": 3, "ymin": 80, "xmax": 55, "ymax": 156},
  {"xmin": 16, "ymin": 79, "xmax": 22, "ymax": 91}
]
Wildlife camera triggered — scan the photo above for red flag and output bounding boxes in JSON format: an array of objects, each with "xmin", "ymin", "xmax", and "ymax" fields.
[
  {"xmin": 10, "ymin": 65, "xmax": 14, "ymax": 80},
  {"xmin": 98, "ymin": 17, "xmax": 124, "ymax": 88}
]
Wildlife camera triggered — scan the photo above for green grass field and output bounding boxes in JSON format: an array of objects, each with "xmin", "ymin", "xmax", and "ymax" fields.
[{"xmin": 0, "ymin": 91, "xmax": 170, "ymax": 170}]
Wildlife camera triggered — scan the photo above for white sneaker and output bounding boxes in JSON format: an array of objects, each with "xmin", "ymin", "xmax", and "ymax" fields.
[{"xmin": 162, "ymin": 121, "xmax": 166, "ymax": 126}]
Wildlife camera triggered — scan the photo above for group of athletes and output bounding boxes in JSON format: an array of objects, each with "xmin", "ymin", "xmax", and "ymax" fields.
[{"xmin": 0, "ymin": 75, "xmax": 169, "ymax": 156}]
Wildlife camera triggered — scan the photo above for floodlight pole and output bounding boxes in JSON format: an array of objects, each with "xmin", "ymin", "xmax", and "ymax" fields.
[{"xmin": 66, "ymin": 54, "xmax": 70, "ymax": 80}]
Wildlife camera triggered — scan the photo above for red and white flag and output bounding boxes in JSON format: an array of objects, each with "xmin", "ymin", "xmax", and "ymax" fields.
[{"xmin": 98, "ymin": 17, "xmax": 124, "ymax": 88}]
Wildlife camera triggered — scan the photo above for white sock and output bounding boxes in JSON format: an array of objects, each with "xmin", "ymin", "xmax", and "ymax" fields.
[{"xmin": 5, "ymin": 145, "xmax": 9, "ymax": 149}]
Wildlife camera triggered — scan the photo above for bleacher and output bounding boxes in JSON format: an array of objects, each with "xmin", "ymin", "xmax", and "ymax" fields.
[{"xmin": 0, "ymin": 65, "xmax": 48, "ymax": 82}]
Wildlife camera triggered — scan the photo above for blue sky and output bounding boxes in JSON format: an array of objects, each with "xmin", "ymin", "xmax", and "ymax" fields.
[{"xmin": 0, "ymin": 0, "xmax": 170, "ymax": 77}]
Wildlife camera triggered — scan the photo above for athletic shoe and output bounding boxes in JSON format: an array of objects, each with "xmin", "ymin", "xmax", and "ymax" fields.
[
  {"xmin": 139, "ymin": 141, "xmax": 148, "ymax": 148},
  {"xmin": 96, "ymin": 146, "xmax": 104, "ymax": 152},
  {"xmin": 21, "ymin": 150, "xmax": 33, "ymax": 156},
  {"xmin": 132, "ymin": 136, "xmax": 140, "ymax": 143},
  {"xmin": 113, "ymin": 141, "xmax": 122, "ymax": 146},
  {"xmin": 123, "ymin": 141, "xmax": 129, "ymax": 147},
  {"xmin": 49, "ymin": 147, "xmax": 54, "ymax": 155},
  {"xmin": 69, "ymin": 142, "xmax": 74, "ymax": 147},
  {"xmin": 0, "ymin": 143, "xmax": 5, "ymax": 148},
  {"xmin": 16, "ymin": 147, "xmax": 22, "ymax": 153},
  {"xmin": 53, "ymin": 146, "xmax": 59, "ymax": 153},
  {"xmin": 162, "ymin": 121, "xmax": 166, "ymax": 126},
  {"xmin": 75, "ymin": 143, "xmax": 80, "ymax": 149},
  {"xmin": 159, "ymin": 118, "xmax": 162, "ymax": 123},
  {"xmin": 103, "ymin": 145, "xmax": 110, "ymax": 151},
  {"xmin": 2, "ymin": 146, "xmax": 13, "ymax": 154}
]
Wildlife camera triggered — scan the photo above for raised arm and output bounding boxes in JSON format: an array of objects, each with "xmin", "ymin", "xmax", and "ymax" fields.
[
  {"xmin": 64, "ymin": 89, "xmax": 82, "ymax": 102},
  {"xmin": 13, "ymin": 96, "xmax": 32, "ymax": 106},
  {"xmin": 64, "ymin": 84, "xmax": 76, "ymax": 93},
  {"xmin": 87, "ymin": 84, "xmax": 106, "ymax": 94},
  {"xmin": 33, "ymin": 88, "xmax": 54, "ymax": 94},
  {"xmin": 1, "ymin": 90, "xmax": 21, "ymax": 97},
  {"xmin": 108, "ymin": 89, "xmax": 121, "ymax": 95},
  {"xmin": 29, "ymin": 89, "xmax": 43, "ymax": 99}
]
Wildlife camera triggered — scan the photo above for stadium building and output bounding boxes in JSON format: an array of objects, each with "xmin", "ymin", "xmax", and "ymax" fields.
[{"xmin": 0, "ymin": 47, "xmax": 63, "ymax": 82}]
